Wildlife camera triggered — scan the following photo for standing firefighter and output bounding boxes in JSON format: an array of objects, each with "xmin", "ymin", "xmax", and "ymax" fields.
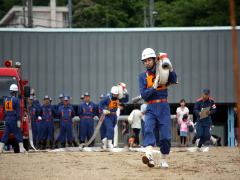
[
  {"xmin": 99, "ymin": 85, "xmax": 129, "ymax": 149},
  {"xmin": 138, "ymin": 48, "xmax": 177, "ymax": 168},
  {"xmin": 28, "ymin": 96, "xmax": 40, "ymax": 148},
  {"xmin": 56, "ymin": 96, "xmax": 78, "ymax": 147},
  {"xmin": 0, "ymin": 84, "xmax": 26, "ymax": 153},
  {"xmin": 38, "ymin": 95, "xmax": 56, "ymax": 149},
  {"xmin": 78, "ymin": 92, "xmax": 98, "ymax": 146},
  {"xmin": 56, "ymin": 93, "xmax": 64, "ymax": 112},
  {"xmin": 193, "ymin": 89, "xmax": 216, "ymax": 151}
]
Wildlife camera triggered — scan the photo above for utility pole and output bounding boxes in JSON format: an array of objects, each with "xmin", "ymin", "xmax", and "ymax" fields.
[
  {"xmin": 27, "ymin": 0, "xmax": 33, "ymax": 28},
  {"xmin": 22, "ymin": 0, "xmax": 26, "ymax": 27},
  {"xmin": 50, "ymin": 0, "xmax": 57, "ymax": 27},
  {"xmin": 143, "ymin": 4, "xmax": 147, "ymax": 27},
  {"xmin": 229, "ymin": 0, "xmax": 240, "ymax": 147},
  {"xmin": 149, "ymin": 0, "xmax": 154, "ymax": 27},
  {"xmin": 68, "ymin": 0, "xmax": 72, "ymax": 28}
]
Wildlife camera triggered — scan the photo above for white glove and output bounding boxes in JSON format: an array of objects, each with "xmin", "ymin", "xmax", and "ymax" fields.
[
  {"xmin": 17, "ymin": 121, "xmax": 21, "ymax": 128},
  {"xmin": 123, "ymin": 89, "xmax": 128, "ymax": 95},
  {"xmin": 38, "ymin": 116, "xmax": 42, "ymax": 121},
  {"xmin": 103, "ymin": 110, "xmax": 110, "ymax": 115},
  {"xmin": 118, "ymin": 82, "xmax": 126, "ymax": 89}
]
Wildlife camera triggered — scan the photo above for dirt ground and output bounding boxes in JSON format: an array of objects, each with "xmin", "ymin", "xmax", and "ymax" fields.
[{"xmin": 0, "ymin": 147, "xmax": 239, "ymax": 180}]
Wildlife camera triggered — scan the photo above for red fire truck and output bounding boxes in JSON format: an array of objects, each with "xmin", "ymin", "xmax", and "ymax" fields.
[{"xmin": 0, "ymin": 60, "xmax": 30, "ymax": 152}]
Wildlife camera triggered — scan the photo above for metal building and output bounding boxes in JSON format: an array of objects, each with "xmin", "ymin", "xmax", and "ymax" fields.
[{"xmin": 0, "ymin": 27, "xmax": 239, "ymax": 104}]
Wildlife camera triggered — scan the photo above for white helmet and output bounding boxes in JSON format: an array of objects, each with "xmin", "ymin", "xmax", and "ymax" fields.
[
  {"xmin": 9, "ymin": 84, "xmax": 18, "ymax": 92},
  {"xmin": 141, "ymin": 48, "xmax": 156, "ymax": 61},
  {"xmin": 111, "ymin": 86, "xmax": 119, "ymax": 95}
]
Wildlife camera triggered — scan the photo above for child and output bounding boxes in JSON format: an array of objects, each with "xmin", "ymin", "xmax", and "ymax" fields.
[
  {"xmin": 178, "ymin": 114, "xmax": 190, "ymax": 147},
  {"xmin": 122, "ymin": 120, "xmax": 130, "ymax": 148},
  {"xmin": 129, "ymin": 136, "xmax": 135, "ymax": 148}
]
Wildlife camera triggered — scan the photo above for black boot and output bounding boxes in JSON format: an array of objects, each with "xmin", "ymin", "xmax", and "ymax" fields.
[
  {"xmin": 35, "ymin": 141, "xmax": 40, "ymax": 150},
  {"xmin": 39, "ymin": 141, "xmax": 44, "ymax": 150},
  {"xmin": 61, "ymin": 142, "xmax": 66, "ymax": 148},
  {"xmin": 49, "ymin": 140, "xmax": 54, "ymax": 149},
  {"xmin": 67, "ymin": 141, "xmax": 73, "ymax": 147},
  {"xmin": 217, "ymin": 137, "xmax": 222, "ymax": 146},
  {"xmin": 89, "ymin": 141, "xmax": 95, "ymax": 147},
  {"xmin": 72, "ymin": 140, "xmax": 78, "ymax": 147},
  {"xmin": 42, "ymin": 140, "xmax": 47, "ymax": 150},
  {"xmin": 54, "ymin": 140, "xmax": 59, "ymax": 149}
]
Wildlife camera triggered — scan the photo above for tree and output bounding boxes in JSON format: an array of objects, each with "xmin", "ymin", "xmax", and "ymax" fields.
[
  {"xmin": 155, "ymin": 0, "xmax": 239, "ymax": 27},
  {"xmin": 73, "ymin": 0, "xmax": 145, "ymax": 28},
  {"xmin": 72, "ymin": 0, "xmax": 240, "ymax": 28}
]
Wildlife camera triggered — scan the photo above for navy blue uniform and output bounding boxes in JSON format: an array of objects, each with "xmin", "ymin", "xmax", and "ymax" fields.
[
  {"xmin": 56, "ymin": 102, "xmax": 63, "ymax": 112},
  {"xmin": 139, "ymin": 70, "xmax": 177, "ymax": 154},
  {"xmin": 78, "ymin": 101, "xmax": 98, "ymax": 142},
  {"xmin": 57, "ymin": 104, "xmax": 76, "ymax": 143},
  {"xmin": 39, "ymin": 104, "xmax": 56, "ymax": 141},
  {"xmin": 29, "ymin": 104, "xmax": 40, "ymax": 142},
  {"xmin": 1, "ymin": 96, "xmax": 23, "ymax": 143},
  {"xmin": 99, "ymin": 95, "xmax": 129, "ymax": 140},
  {"xmin": 194, "ymin": 97, "xmax": 216, "ymax": 147}
]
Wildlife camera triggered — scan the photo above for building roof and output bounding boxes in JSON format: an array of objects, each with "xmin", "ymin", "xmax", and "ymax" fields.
[
  {"xmin": 0, "ymin": 26, "xmax": 239, "ymax": 32},
  {"xmin": 0, "ymin": 6, "xmax": 68, "ymax": 26}
]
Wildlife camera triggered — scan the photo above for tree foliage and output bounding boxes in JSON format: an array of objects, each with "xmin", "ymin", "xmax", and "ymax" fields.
[
  {"xmin": 73, "ymin": 0, "xmax": 240, "ymax": 27},
  {"xmin": 73, "ymin": 0, "xmax": 144, "ymax": 27}
]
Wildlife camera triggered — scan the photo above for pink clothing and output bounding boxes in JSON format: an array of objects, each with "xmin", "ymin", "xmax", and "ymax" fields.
[{"xmin": 178, "ymin": 120, "xmax": 190, "ymax": 132}]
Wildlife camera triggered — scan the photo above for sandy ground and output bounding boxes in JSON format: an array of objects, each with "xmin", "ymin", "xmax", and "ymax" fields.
[{"xmin": 0, "ymin": 147, "xmax": 239, "ymax": 180}]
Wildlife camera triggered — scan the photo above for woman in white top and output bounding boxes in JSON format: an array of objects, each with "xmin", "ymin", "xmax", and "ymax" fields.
[
  {"xmin": 176, "ymin": 99, "xmax": 189, "ymax": 146},
  {"xmin": 128, "ymin": 104, "xmax": 142, "ymax": 146}
]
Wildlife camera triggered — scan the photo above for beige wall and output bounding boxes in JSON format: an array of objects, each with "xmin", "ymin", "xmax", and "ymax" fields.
[{"xmin": 4, "ymin": 10, "xmax": 68, "ymax": 28}]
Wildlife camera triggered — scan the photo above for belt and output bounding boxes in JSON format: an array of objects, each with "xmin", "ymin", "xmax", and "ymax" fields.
[
  {"xmin": 82, "ymin": 116, "xmax": 94, "ymax": 119},
  {"xmin": 110, "ymin": 112, "xmax": 116, "ymax": 114},
  {"xmin": 62, "ymin": 120, "xmax": 72, "ymax": 122},
  {"xmin": 46, "ymin": 119, "xmax": 53, "ymax": 122},
  {"xmin": 31, "ymin": 120, "xmax": 37, "ymax": 122},
  {"xmin": 147, "ymin": 99, "xmax": 168, "ymax": 104}
]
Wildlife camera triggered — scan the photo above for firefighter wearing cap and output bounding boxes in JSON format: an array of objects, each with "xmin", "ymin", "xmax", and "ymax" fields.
[
  {"xmin": 80, "ymin": 95, "xmax": 85, "ymax": 102},
  {"xmin": 99, "ymin": 86, "xmax": 129, "ymax": 149},
  {"xmin": 194, "ymin": 89, "xmax": 216, "ymax": 151},
  {"xmin": 28, "ymin": 96, "xmax": 40, "ymax": 148},
  {"xmin": 56, "ymin": 96, "xmax": 78, "ymax": 147},
  {"xmin": 139, "ymin": 48, "xmax": 177, "ymax": 168},
  {"xmin": 99, "ymin": 94, "xmax": 105, "ymax": 101},
  {"xmin": 30, "ymin": 88, "xmax": 40, "ymax": 107},
  {"xmin": 78, "ymin": 92, "xmax": 98, "ymax": 146},
  {"xmin": 56, "ymin": 93, "xmax": 64, "ymax": 112},
  {"xmin": 0, "ymin": 84, "xmax": 27, "ymax": 153},
  {"xmin": 38, "ymin": 95, "xmax": 56, "ymax": 149}
]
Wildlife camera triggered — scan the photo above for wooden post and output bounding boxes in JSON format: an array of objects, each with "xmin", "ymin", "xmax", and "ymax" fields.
[{"xmin": 229, "ymin": 0, "xmax": 240, "ymax": 146}]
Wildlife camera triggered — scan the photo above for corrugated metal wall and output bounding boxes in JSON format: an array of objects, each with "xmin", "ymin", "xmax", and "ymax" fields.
[{"xmin": 0, "ymin": 27, "xmax": 239, "ymax": 104}]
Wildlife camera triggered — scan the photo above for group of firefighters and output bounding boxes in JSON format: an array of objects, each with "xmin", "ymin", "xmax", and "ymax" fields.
[
  {"xmin": 0, "ymin": 47, "xmax": 218, "ymax": 169},
  {"xmin": 28, "ymin": 85, "xmax": 129, "ymax": 150}
]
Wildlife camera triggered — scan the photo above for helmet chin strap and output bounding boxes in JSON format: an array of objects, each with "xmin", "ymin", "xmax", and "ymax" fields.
[
  {"xmin": 111, "ymin": 95, "xmax": 118, "ymax": 100},
  {"xmin": 147, "ymin": 61, "xmax": 156, "ymax": 72}
]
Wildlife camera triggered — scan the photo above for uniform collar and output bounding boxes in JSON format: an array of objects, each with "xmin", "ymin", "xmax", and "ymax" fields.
[
  {"xmin": 146, "ymin": 69, "xmax": 156, "ymax": 76},
  {"xmin": 63, "ymin": 104, "xmax": 69, "ymax": 107},
  {"xmin": 85, "ymin": 101, "xmax": 91, "ymax": 105}
]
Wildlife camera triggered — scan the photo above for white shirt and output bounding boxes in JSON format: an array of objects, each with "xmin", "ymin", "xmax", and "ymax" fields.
[
  {"xmin": 176, "ymin": 106, "xmax": 189, "ymax": 123},
  {"xmin": 128, "ymin": 109, "xmax": 142, "ymax": 129},
  {"xmin": 140, "ymin": 103, "xmax": 148, "ymax": 122}
]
